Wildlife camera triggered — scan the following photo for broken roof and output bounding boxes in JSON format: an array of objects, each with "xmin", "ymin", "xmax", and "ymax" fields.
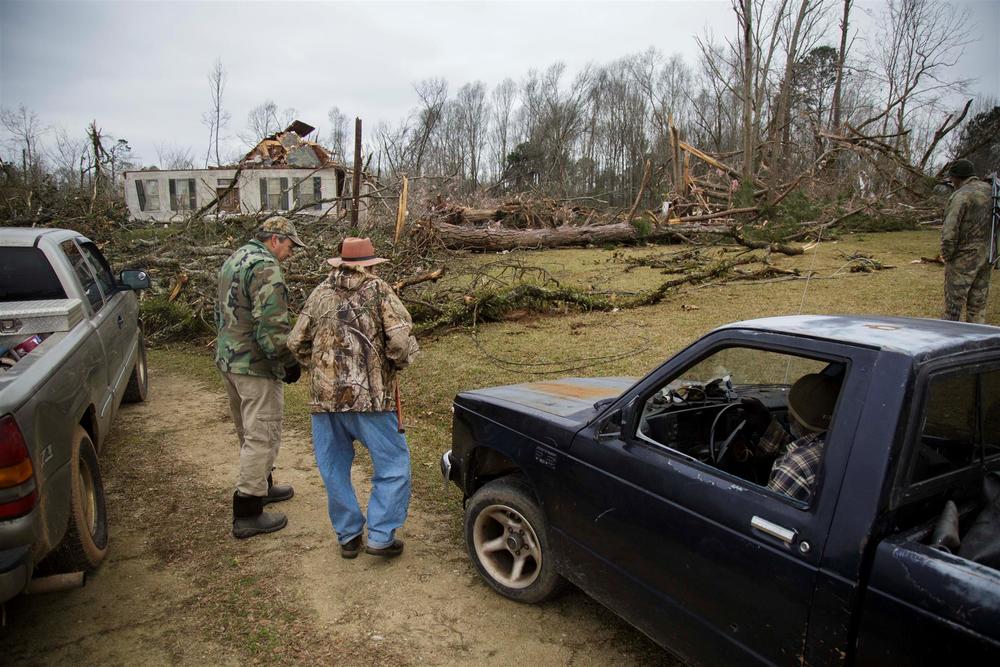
[{"xmin": 240, "ymin": 120, "xmax": 340, "ymax": 170}]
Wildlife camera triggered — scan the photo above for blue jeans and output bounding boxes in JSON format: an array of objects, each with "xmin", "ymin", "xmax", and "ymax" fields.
[{"xmin": 311, "ymin": 412, "xmax": 411, "ymax": 549}]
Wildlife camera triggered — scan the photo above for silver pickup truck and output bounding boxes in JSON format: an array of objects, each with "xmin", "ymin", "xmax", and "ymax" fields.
[{"xmin": 0, "ymin": 227, "xmax": 150, "ymax": 602}]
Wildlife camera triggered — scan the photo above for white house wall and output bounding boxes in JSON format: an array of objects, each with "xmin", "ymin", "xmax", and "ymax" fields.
[{"xmin": 123, "ymin": 168, "xmax": 347, "ymax": 223}]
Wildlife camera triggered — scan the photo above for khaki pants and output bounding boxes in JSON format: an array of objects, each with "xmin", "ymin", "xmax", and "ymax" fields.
[{"xmin": 221, "ymin": 371, "xmax": 283, "ymax": 496}]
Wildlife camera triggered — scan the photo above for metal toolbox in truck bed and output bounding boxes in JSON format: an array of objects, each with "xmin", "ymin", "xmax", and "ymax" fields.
[{"xmin": 0, "ymin": 299, "xmax": 84, "ymax": 336}]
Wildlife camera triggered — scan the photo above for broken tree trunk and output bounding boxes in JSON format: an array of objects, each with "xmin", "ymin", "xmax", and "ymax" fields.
[
  {"xmin": 419, "ymin": 206, "xmax": 759, "ymax": 251},
  {"xmin": 422, "ymin": 219, "xmax": 731, "ymax": 251},
  {"xmin": 625, "ymin": 160, "xmax": 653, "ymax": 225}
]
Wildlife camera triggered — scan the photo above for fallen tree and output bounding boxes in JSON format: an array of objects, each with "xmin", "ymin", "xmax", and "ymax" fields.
[{"xmin": 416, "ymin": 207, "xmax": 760, "ymax": 251}]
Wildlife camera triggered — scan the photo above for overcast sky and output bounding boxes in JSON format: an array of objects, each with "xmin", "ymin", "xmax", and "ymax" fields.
[{"xmin": 1, "ymin": 0, "xmax": 997, "ymax": 167}]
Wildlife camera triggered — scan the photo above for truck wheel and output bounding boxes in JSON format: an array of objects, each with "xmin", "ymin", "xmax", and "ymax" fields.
[
  {"xmin": 44, "ymin": 426, "xmax": 109, "ymax": 573},
  {"xmin": 464, "ymin": 476, "xmax": 564, "ymax": 603},
  {"xmin": 122, "ymin": 334, "xmax": 148, "ymax": 403}
]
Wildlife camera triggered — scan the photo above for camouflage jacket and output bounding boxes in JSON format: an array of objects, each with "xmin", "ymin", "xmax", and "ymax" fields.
[
  {"xmin": 214, "ymin": 239, "xmax": 295, "ymax": 379},
  {"xmin": 287, "ymin": 267, "xmax": 419, "ymax": 413},
  {"xmin": 942, "ymin": 177, "xmax": 992, "ymax": 266}
]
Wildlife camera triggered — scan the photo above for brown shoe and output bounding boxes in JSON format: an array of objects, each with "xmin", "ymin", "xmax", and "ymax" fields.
[
  {"xmin": 365, "ymin": 539, "xmax": 404, "ymax": 558},
  {"xmin": 340, "ymin": 534, "xmax": 363, "ymax": 559}
]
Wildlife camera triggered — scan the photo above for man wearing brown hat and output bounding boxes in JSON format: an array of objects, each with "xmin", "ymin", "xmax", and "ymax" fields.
[
  {"xmin": 742, "ymin": 372, "xmax": 841, "ymax": 503},
  {"xmin": 215, "ymin": 216, "xmax": 307, "ymax": 539},
  {"xmin": 941, "ymin": 158, "xmax": 993, "ymax": 323},
  {"xmin": 287, "ymin": 237, "xmax": 419, "ymax": 559}
]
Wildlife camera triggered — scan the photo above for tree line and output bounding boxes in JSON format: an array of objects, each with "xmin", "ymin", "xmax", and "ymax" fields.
[{"xmin": 367, "ymin": 0, "xmax": 991, "ymax": 206}]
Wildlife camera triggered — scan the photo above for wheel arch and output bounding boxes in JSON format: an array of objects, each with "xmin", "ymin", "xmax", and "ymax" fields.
[
  {"xmin": 464, "ymin": 446, "xmax": 526, "ymax": 497},
  {"xmin": 78, "ymin": 405, "xmax": 99, "ymax": 451}
]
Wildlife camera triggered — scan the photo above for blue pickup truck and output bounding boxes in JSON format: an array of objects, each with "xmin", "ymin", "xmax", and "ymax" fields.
[
  {"xmin": 442, "ymin": 315, "xmax": 1000, "ymax": 665},
  {"xmin": 0, "ymin": 228, "xmax": 149, "ymax": 603}
]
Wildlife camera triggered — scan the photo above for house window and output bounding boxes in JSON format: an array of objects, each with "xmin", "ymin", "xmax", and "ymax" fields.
[
  {"xmin": 168, "ymin": 178, "xmax": 197, "ymax": 211},
  {"xmin": 295, "ymin": 176, "xmax": 323, "ymax": 210},
  {"xmin": 135, "ymin": 179, "xmax": 160, "ymax": 212},
  {"xmin": 216, "ymin": 178, "xmax": 240, "ymax": 213},
  {"xmin": 259, "ymin": 177, "xmax": 289, "ymax": 211},
  {"xmin": 145, "ymin": 180, "xmax": 160, "ymax": 211}
]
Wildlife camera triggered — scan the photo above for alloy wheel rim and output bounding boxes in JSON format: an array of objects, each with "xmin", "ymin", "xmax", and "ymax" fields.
[
  {"xmin": 473, "ymin": 503, "xmax": 542, "ymax": 589},
  {"xmin": 78, "ymin": 457, "xmax": 98, "ymax": 534}
]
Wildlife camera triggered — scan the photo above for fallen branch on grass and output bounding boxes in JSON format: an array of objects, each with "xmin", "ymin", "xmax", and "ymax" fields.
[
  {"xmin": 393, "ymin": 267, "xmax": 446, "ymax": 292},
  {"xmin": 728, "ymin": 227, "xmax": 804, "ymax": 256}
]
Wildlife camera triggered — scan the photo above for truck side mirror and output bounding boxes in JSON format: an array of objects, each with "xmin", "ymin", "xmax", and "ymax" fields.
[
  {"xmin": 621, "ymin": 397, "xmax": 638, "ymax": 428},
  {"xmin": 598, "ymin": 398, "xmax": 638, "ymax": 442},
  {"xmin": 118, "ymin": 269, "xmax": 151, "ymax": 290}
]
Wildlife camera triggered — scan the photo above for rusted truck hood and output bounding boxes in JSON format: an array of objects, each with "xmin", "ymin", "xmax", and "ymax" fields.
[{"xmin": 459, "ymin": 376, "xmax": 636, "ymax": 419}]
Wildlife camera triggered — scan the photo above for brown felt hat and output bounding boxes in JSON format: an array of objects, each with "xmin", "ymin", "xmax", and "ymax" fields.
[
  {"xmin": 327, "ymin": 237, "xmax": 387, "ymax": 268},
  {"xmin": 787, "ymin": 373, "xmax": 840, "ymax": 433}
]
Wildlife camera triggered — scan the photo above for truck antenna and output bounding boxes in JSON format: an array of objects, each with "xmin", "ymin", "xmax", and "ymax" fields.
[{"xmin": 797, "ymin": 225, "xmax": 824, "ymax": 315}]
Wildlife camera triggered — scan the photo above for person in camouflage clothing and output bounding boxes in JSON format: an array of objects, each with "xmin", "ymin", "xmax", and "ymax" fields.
[
  {"xmin": 215, "ymin": 216, "xmax": 307, "ymax": 539},
  {"xmin": 287, "ymin": 237, "xmax": 419, "ymax": 559},
  {"xmin": 941, "ymin": 159, "xmax": 994, "ymax": 323}
]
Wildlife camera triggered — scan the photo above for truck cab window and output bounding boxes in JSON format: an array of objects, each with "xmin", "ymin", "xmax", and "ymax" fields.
[
  {"xmin": 635, "ymin": 346, "xmax": 844, "ymax": 505},
  {"xmin": 0, "ymin": 247, "xmax": 66, "ymax": 301},
  {"xmin": 77, "ymin": 241, "xmax": 117, "ymax": 300},
  {"xmin": 913, "ymin": 366, "xmax": 1000, "ymax": 484},
  {"xmin": 61, "ymin": 240, "xmax": 104, "ymax": 312}
]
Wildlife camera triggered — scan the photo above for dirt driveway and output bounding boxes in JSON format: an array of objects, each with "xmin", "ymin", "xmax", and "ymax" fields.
[{"xmin": 4, "ymin": 364, "xmax": 670, "ymax": 666}]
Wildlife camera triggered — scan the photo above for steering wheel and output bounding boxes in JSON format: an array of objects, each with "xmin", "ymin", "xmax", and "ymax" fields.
[{"xmin": 709, "ymin": 402, "xmax": 750, "ymax": 465}]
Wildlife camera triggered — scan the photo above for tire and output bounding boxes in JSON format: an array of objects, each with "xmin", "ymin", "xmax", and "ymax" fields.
[
  {"xmin": 464, "ymin": 475, "xmax": 565, "ymax": 604},
  {"xmin": 122, "ymin": 333, "xmax": 148, "ymax": 403},
  {"xmin": 43, "ymin": 426, "xmax": 109, "ymax": 573}
]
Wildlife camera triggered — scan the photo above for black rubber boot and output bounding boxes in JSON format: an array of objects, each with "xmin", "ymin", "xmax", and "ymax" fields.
[
  {"xmin": 232, "ymin": 491, "xmax": 287, "ymax": 539},
  {"xmin": 263, "ymin": 473, "xmax": 294, "ymax": 505}
]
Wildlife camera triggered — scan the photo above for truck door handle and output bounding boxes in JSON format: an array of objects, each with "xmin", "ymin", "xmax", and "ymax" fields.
[
  {"xmin": 751, "ymin": 516, "xmax": 797, "ymax": 545},
  {"xmin": 116, "ymin": 314, "xmax": 124, "ymax": 329}
]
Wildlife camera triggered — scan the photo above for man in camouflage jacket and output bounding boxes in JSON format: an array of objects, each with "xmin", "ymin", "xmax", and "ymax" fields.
[
  {"xmin": 941, "ymin": 159, "xmax": 994, "ymax": 323},
  {"xmin": 215, "ymin": 216, "xmax": 306, "ymax": 539},
  {"xmin": 287, "ymin": 237, "xmax": 419, "ymax": 559}
]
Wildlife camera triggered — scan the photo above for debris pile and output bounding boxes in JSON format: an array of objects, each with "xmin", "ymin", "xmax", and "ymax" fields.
[
  {"xmin": 114, "ymin": 217, "xmax": 442, "ymax": 342},
  {"xmin": 241, "ymin": 121, "xmax": 338, "ymax": 169},
  {"xmin": 409, "ymin": 119, "xmax": 949, "ymax": 253}
]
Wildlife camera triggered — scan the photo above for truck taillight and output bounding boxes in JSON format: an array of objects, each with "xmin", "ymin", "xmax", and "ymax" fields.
[{"xmin": 0, "ymin": 414, "xmax": 36, "ymax": 519}]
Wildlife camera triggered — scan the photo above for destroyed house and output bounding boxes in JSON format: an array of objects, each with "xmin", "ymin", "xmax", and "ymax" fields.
[{"xmin": 123, "ymin": 121, "xmax": 360, "ymax": 222}]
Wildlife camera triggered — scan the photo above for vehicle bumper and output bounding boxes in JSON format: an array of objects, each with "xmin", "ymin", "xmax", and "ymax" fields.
[
  {"xmin": 0, "ymin": 545, "xmax": 32, "ymax": 603},
  {"xmin": 440, "ymin": 450, "xmax": 454, "ymax": 484}
]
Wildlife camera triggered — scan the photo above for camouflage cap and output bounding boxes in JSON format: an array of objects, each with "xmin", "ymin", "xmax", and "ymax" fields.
[
  {"xmin": 259, "ymin": 216, "xmax": 309, "ymax": 248},
  {"xmin": 945, "ymin": 159, "xmax": 975, "ymax": 180}
]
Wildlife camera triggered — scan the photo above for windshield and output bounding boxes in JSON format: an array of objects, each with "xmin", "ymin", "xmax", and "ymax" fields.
[{"xmin": 0, "ymin": 247, "xmax": 67, "ymax": 301}]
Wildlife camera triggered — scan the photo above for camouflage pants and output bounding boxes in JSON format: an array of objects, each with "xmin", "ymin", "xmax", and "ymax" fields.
[
  {"xmin": 221, "ymin": 371, "xmax": 284, "ymax": 496},
  {"xmin": 943, "ymin": 261, "xmax": 992, "ymax": 324}
]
